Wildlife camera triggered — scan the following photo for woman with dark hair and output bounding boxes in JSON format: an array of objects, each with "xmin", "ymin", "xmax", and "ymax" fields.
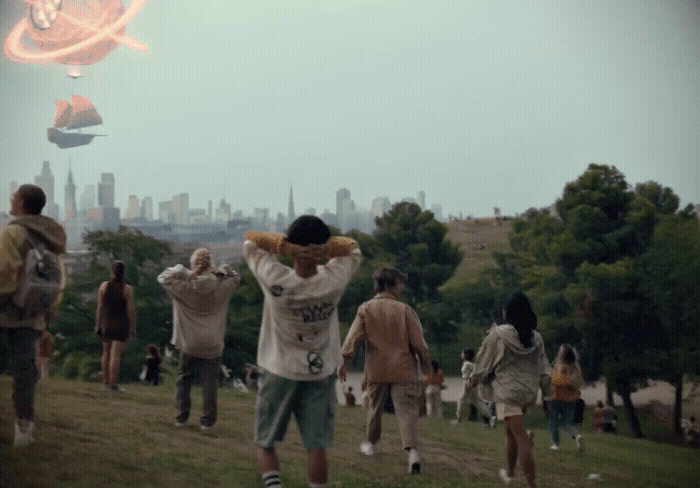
[
  {"xmin": 470, "ymin": 292, "xmax": 552, "ymax": 488},
  {"xmin": 96, "ymin": 261, "xmax": 136, "ymax": 392}
]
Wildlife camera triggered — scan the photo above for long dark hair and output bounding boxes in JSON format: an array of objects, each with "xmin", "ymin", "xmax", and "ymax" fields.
[
  {"xmin": 105, "ymin": 261, "xmax": 126, "ymax": 301},
  {"xmin": 504, "ymin": 291, "xmax": 537, "ymax": 348}
]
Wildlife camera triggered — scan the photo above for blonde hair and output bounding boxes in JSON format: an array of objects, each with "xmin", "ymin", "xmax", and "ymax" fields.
[
  {"xmin": 190, "ymin": 248, "xmax": 212, "ymax": 275},
  {"xmin": 554, "ymin": 344, "xmax": 578, "ymax": 367}
]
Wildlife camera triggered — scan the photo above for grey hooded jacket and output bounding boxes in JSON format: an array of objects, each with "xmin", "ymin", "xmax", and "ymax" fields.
[{"xmin": 470, "ymin": 324, "xmax": 552, "ymax": 409}]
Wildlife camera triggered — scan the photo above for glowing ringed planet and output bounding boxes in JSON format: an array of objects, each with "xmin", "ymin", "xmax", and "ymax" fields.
[{"xmin": 4, "ymin": 0, "xmax": 148, "ymax": 65}]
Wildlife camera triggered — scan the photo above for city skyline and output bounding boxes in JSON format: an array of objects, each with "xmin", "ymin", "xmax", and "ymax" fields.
[{"xmin": 2, "ymin": 1, "xmax": 698, "ymax": 220}]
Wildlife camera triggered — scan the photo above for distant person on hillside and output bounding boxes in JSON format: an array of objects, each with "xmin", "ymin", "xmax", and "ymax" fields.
[
  {"xmin": 470, "ymin": 291, "xmax": 552, "ymax": 488},
  {"xmin": 344, "ymin": 386, "xmax": 356, "ymax": 407},
  {"xmin": 453, "ymin": 348, "xmax": 494, "ymax": 426},
  {"xmin": 682, "ymin": 415, "xmax": 699, "ymax": 446},
  {"xmin": 424, "ymin": 359, "xmax": 445, "ymax": 417},
  {"xmin": 549, "ymin": 344, "xmax": 584, "ymax": 451},
  {"xmin": 0, "ymin": 184, "xmax": 66, "ymax": 446},
  {"xmin": 158, "ymin": 248, "xmax": 240, "ymax": 430},
  {"xmin": 592, "ymin": 401, "xmax": 606, "ymax": 433},
  {"xmin": 603, "ymin": 401, "xmax": 618, "ymax": 433},
  {"xmin": 245, "ymin": 216, "xmax": 361, "ymax": 488},
  {"xmin": 36, "ymin": 330, "xmax": 54, "ymax": 380},
  {"xmin": 96, "ymin": 261, "xmax": 136, "ymax": 393},
  {"xmin": 340, "ymin": 266, "xmax": 431, "ymax": 475},
  {"xmin": 142, "ymin": 344, "xmax": 161, "ymax": 386}
]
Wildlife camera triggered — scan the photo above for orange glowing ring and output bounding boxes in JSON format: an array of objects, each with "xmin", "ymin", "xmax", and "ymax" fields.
[{"xmin": 4, "ymin": 0, "xmax": 148, "ymax": 65}]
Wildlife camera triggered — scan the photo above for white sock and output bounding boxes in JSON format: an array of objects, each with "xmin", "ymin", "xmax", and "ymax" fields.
[{"xmin": 262, "ymin": 471, "xmax": 281, "ymax": 488}]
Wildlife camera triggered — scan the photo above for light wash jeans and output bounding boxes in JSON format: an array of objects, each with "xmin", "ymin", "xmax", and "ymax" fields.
[{"xmin": 549, "ymin": 399, "xmax": 577, "ymax": 446}]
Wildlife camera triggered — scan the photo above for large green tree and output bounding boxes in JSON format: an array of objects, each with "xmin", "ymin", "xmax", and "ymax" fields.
[
  {"xmin": 640, "ymin": 215, "xmax": 700, "ymax": 436},
  {"xmin": 487, "ymin": 165, "xmax": 696, "ymax": 437}
]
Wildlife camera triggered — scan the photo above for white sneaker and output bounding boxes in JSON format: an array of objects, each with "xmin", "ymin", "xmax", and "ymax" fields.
[
  {"xmin": 576, "ymin": 434, "xmax": 584, "ymax": 451},
  {"xmin": 14, "ymin": 420, "xmax": 35, "ymax": 447},
  {"xmin": 550, "ymin": 444, "xmax": 560, "ymax": 450},
  {"xmin": 175, "ymin": 421, "xmax": 188, "ymax": 428},
  {"xmin": 359, "ymin": 441, "xmax": 378, "ymax": 456},
  {"xmin": 450, "ymin": 419, "xmax": 459, "ymax": 425},
  {"xmin": 407, "ymin": 448, "xmax": 420, "ymax": 474},
  {"xmin": 498, "ymin": 468, "xmax": 513, "ymax": 485}
]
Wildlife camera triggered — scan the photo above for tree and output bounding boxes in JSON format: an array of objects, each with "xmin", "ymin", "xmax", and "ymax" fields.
[
  {"xmin": 487, "ymin": 165, "xmax": 689, "ymax": 437},
  {"xmin": 640, "ymin": 215, "xmax": 700, "ymax": 436},
  {"xmin": 374, "ymin": 202, "xmax": 462, "ymax": 304}
]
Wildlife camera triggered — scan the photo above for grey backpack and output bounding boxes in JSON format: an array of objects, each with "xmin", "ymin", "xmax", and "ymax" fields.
[{"xmin": 12, "ymin": 230, "xmax": 62, "ymax": 318}]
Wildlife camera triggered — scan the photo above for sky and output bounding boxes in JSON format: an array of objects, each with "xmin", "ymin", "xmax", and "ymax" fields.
[{"xmin": 1, "ymin": 0, "xmax": 698, "ymax": 218}]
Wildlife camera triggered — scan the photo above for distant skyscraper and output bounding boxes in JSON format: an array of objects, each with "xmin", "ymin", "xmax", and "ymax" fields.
[
  {"xmin": 372, "ymin": 196, "xmax": 391, "ymax": 217},
  {"xmin": 172, "ymin": 193, "xmax": 189, "ymax": 225},
  {"xmin": 124, "ymin": 195, "xmax": 141, "ymax": 219},
  {"xmin": 98, "ymin": 173, "xmax": 115, "ymax": 208},
  {"xmin": 254, "ymin": 207, "xmax": 269, "ymax": 224},
  {"xmin": 80, "ymin": 184, "xmax": 96, "ymax": 213},
  {"xmin": 64, "ymin": 168, "xmax": 77, "ymax": 222},
  {"xmin": 215, "ymin": 198, "xmax": 231, "ymax": 223},
  {"xmin": 142, "ymin": 196, "xmax": 153, "ymax": 220},
  {"xmin": 208, "ymin": 200, "xmax": 213, "ymax": 222},
  {"xmin": 288, "ymin": 186, "xmax": 295, "ymax": 224},
  {"xmin": 417, "ymin": 191, "xmax": 425, "ymax": 209},
  {"xmin": 336, "ymin": 188, "xmax": 351, "ymax": 216},
  {"xmin": 35, "ymin": 161, "xmax": 54, "ymax": 205},
  {"xmin": 35, "ymin": 161, "xmax": 59, "ymax": 220},
  {"xmin": 159, "ymin": 201, "xmax": 173, "ymax": 223},
  {"xmin": 430, "ymin": 204, "xmax": 443, "ymax": 221}
]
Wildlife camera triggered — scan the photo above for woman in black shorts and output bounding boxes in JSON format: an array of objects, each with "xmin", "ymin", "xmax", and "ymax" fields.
[{"xmin": 96, "ymin": 261, "xmax": 136, "ymax": 392}]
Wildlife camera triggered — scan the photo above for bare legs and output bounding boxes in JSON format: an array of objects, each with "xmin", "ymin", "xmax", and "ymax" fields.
[
  {"xmin": 257, "ymin": 446, "xmax": 328, "ymax": 485},
  {"xmin": 101, "ymin": 340, "xmax": 125, "ymax": 387},
  {"xmin": 504, "ymin": 415, "xmax": 537, "ymax": 488}
]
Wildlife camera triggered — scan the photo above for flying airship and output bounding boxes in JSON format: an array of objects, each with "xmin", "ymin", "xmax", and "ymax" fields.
[{"xmin": 47, "ymin": 95, "xmax": 106, "ymax": 148}]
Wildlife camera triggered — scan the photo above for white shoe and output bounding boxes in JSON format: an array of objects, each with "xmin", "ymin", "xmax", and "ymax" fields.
[
  {"xmin": 576, "ymin": 434, "xmax": 584, "ymax": 451},
  {"xmin": 550, "ymin": 444, "xmax": 560, "ymax": 450},
  {"xmin": 360, "ymin": 441, "xmax": 378, "ymax": 456},
  {"xmin": 499, "ymin": 468, "xmax": 513, "ymax": 485},
  {"xmin": 175, "ymin": 421, "xmax": 188, "ymax": 428},
  {"xmin": 200, "ymin": 424, "xmax": 214, "ymax": 431},
  {"xmin": 450, "ymin": 419, "xmax": 460, "ymax": 425},
  {"xmin": 14, "ymin": 420, "xmax": 35, "ymax": 447},
  {"xmin": 407, "ymin": 448, "xmax": 420, "ymax": 474}
]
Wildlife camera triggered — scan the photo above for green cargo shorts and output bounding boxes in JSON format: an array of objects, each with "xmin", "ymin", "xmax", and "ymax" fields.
[{"xmin": 254, "ymin": 369, "xmax": 336, "ymax": 449}]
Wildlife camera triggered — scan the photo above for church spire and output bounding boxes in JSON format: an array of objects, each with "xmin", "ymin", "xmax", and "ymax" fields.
[{"xmin": 288, "ymin": 185, "xmax": 295, "ymax": 224}]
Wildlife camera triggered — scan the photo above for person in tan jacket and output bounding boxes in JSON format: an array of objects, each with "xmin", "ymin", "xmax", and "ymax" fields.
[{"xmin": 339, "ymin": 266, "xmax": 430, "ymax": 474}]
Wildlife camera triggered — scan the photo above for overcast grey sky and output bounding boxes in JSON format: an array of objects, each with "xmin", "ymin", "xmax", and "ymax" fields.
[{"xmin": 1, "ymin": 0, "xmax": 698, "ymax": 218}]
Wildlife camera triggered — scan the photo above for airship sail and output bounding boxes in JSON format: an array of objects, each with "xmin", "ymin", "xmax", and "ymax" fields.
[
  {"xmin": 65, "ymin": 95, "xmax": 102, "ymax": 129},
  {"xmin": 54, "ymin": 99, "xmax": 72, "ymax": 128}
]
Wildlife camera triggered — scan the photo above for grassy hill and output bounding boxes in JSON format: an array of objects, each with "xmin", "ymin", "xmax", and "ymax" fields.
[
  {"xmin": 2, "ymin": 376, "xmax": 698, "ymax": 488},
  {"xmin": 442, "ymin": 218, "xmax": 513, "ymax": 288}
]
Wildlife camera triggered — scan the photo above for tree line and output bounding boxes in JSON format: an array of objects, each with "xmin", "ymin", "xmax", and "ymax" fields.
[{"xmin": 10, "ymin": 163, "xmax": 697, "ymax": 440}]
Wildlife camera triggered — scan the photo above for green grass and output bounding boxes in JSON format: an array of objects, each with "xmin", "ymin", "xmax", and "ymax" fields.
[
  {"xmin": 1, "ymin": 375, "xmax": 698, "ymax": 488},
  {"xmin": 442, "ymin": 218, "xmax": 513, "ymax": 288}
]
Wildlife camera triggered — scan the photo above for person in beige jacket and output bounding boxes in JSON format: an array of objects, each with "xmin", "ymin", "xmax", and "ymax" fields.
[
  {"xmin": 158, "ymin": 248, "xmax": 239, "ymax": 430},
  {"xmin": 339, "ymin": 266, "xmax": 430, "ymax": 474}
]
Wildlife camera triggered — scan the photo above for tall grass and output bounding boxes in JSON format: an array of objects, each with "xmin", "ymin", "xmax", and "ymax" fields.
[{"xmin": 1, "ymin": 376, "xmax": 698, "ymax": 487}]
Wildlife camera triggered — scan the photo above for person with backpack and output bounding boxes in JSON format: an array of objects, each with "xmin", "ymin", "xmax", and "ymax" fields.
[{"xmin": 0, "ymin": 184, "xmax": 66, "ymax": 446}]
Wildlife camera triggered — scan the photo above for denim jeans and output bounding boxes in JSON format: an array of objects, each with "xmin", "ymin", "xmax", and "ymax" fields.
[
  {"xmin": 549, "ymin": 399, "xmax": 577, "ymax": 446},
  {"xmin": 175, "ymin": 353, "xmax": 220, "ymax": 427},
  {"xmin": 4, "ymin": 328, "xmax": 40, "ymax": 420}
]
